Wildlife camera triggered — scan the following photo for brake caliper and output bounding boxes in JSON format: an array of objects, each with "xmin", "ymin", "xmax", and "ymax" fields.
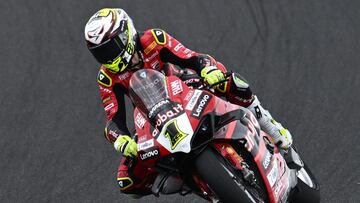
[
  {"xmin": 240, "ymin": 162, "xmax": 256, "ymax": 186},
  {"xmin": 213, "ymin": 143, "xmax": 257, "ymax": 185}
]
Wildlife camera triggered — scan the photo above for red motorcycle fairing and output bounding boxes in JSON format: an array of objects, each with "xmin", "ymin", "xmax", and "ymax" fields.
[
  {"xmin": 132, "ymin": 72, "xmax": 292, "ymax": 203},
  {"xmin": 134, "ymin": 76, "xmax": 247, "ymax": 164},
  {"xmin": 213, "ymin": 108, "xmax": 293, "ymax": 203}
]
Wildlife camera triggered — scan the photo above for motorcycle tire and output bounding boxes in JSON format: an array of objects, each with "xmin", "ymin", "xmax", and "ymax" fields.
[
  {"xmin": 195, "ymin": 146, "xmax": 258, "ymax": 203},
  {"xmin": 290, "ymin": 163, "xmax": 320, "ymax": 203}
]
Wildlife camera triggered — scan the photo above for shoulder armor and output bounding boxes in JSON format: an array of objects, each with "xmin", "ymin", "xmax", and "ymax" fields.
[
  {"xmin": 150, "ymin": 29, "xmax": 166, "ymax": 45},
  {"xmin": 97, "ymin": 69, "xmax": 112, "ymax": 87}
]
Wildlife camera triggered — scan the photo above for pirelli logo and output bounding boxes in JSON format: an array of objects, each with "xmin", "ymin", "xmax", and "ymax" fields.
[{"xmin": 144, "ymin": 41, "xmax": 157, "ymax": 54}]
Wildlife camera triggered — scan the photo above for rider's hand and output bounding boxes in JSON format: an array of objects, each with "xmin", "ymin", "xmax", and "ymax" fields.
[
  {"xmin": 114, "ymin": 135, "xmax": 138, "ymax": 157},
  {"xmin": 275, "ymin": 128, "xmax": 293, "ymax": 150},
  {"xmin": 201, "ymin": 66, "xmax": 225, "ymax": 86}
]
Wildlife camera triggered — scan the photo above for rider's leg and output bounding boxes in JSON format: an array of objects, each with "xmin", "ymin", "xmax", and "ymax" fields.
[
  {"xmin": 246, "ymin": 95, "xmax": 293, "ymax": 149},
  {"xmin": 224, "ymin": 72, "xmax": 293, "ymax": 149},
  {"xmin": 116, "ymin": 157, "xmax": 152, "ymax": 197}
]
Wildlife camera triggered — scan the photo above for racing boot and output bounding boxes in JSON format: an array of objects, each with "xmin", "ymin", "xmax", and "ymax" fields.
[{"xmin": 247, "ymin": 96, "xmax": 293, "ymax": 149}]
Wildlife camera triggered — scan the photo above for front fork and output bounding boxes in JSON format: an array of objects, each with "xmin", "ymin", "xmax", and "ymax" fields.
[
  {"xmin": 192, "ymin": 142, "xmax": 257, "ymax": 202},
  {"xmin": 213, "ymin": 142, "xmax": 256, "ymax": 185}
]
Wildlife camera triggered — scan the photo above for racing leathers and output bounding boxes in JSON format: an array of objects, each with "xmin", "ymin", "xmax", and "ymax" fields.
[{"xmin": 97, "ymin": 28, "xmax": 292, "ymax": 194}]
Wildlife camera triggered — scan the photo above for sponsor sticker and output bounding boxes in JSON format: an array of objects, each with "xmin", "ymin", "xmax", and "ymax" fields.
[
  {"xmin": 267, "ymin": 161, "xmax": 278, "ymax": 187},
  {"xmin": 119, "ymin": 20, "xmax": 126, "ymax": 32},
  {"xmin": 152, "ymin": 103, "xmax": 184, "ymax": 137},
  {"xmin": 104, "ymin": 103, "xmax": 115, "ymax": 111},
  {"xmin": 144, "ymin": 41, "xmax": 157, "ymax": 54},
  {"xmin": 151, "ymin": 61, "xmax": 160, "ymax": 69},
  {"xmin": 184, "ymin": 90, "xmax": 195, "ymax": 101},
  {"xmin": 118, "ymin": 71, "xmax": 131, "ymax": 80},
  {"xmin": 135, "ymin": 112, "xmax": 146, "ymax": 129},
  {"xmin": 185, "ymin": 90, "xmax": 202, "ymax": 110},
  {"xmin": 170, "ymin": 80, "xmax": 183, "ymax": 95},
  {"xmin": 108, "ymin": 129, "xmax": 119, "ymax": 138},
  {"xmin": 139, "ymin": 146, "xmax": 160, "ymax": 161},
  {"xmin": 138, "ymin": 135, "xmax": 147, "ymax": 142},
  {"xmin": 274, "ymin": 179, "xmax": 284, "ymax": 199},
  {"xmin": 144, "ymin": 52, "xmax": 158, "ymax": 62},
  {"xmin": 191, "ymin": 93, "xmax": 212, "ymax": 118},
  {"xmin": 262, "ymin": 151, "xmax": 272, "ymax": 170},
  {"xmin": 99, "ymin": 86, "xmax": 112, "ymax": 93},
  {"xmin": 137, "ymin": 78, "xmax": 160, "ymax": 92},
  {"xmin": 174, "ymin": 43, "xmax": 184, "ymax": 52},
  {"xmin": 102, "ymin": 96, "xmax": 111, "ymax": 104},
  {"xmin": 138, "ymin": 139, "xmax": 154, "ymax": 151},
  {"xmin": 148, "ymin": 100, "xmax": 170, "ymax": 118}
]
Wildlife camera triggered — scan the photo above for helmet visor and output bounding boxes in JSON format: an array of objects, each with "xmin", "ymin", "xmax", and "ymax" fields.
[{"xmin": 88, "ymin": 35, "xmax": 126, "ymax": 64}]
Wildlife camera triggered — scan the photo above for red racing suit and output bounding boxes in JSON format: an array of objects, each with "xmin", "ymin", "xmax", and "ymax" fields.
[{"xmin": 97, "ymin": 28, "xmax": 253, "ymax": 194}]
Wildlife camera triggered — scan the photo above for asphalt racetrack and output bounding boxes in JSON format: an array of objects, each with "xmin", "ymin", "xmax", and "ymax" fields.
[{"xmin": 1, "ymin": 0, "xmax": 359, "ymax": 202}]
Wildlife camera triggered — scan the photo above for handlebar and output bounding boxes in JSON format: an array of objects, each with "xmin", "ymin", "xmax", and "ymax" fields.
[
  {"xmin": 180, "ymin": 73, "xmax": 202, "ymax": 81},
  {"xmin": 180, "ymin": 71, "xmax": 233, "ymax": 90},
  {"xmin": 207, "ymin": 71, "xmax": 233, "ymax": 89}
]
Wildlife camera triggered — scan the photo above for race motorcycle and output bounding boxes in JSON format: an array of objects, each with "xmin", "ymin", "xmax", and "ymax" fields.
[{"xmin": 128, "ymin": 68, "xmax": 320, "ymax": 203}]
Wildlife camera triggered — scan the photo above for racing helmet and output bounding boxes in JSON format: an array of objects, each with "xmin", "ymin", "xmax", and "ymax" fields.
[{"xmin": 85, "ymin": 8, "xmax": 137, "ymax": 73}]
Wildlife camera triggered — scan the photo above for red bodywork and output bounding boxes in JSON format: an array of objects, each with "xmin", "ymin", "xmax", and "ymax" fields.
[{"xmin": 133, "ymin": 75, "xmax": 291, "ymax": 203}]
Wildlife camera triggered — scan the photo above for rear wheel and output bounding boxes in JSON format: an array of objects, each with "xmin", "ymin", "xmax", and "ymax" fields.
[{"xmin": 195, "ymin": 146, "xmax": 265, "ymax": 203}]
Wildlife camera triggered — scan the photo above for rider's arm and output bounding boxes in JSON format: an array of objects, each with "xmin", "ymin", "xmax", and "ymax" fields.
[
  {"xmin": 152, "ymin": 30, "xmax": 253, "ymax": 102},
  {"xmin": 143, "ymin": 29, "xmax": 227, "ymax": 73},
  {"xmin": 99, "ymin": 82, "xmax": 131, "ymax": 143}
]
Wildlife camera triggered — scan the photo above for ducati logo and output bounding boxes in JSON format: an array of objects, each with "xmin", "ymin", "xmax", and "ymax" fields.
[
  {"xmin": 97, "ymin": 70, "xmax": 112, "ymax": 87},
  {"xmin": 140, "ymin": 71, "xmax": 147, "ymax": 78},
  {"xmin": 155, "ymin": 30, "xmax": 162, "ymax": 36}
]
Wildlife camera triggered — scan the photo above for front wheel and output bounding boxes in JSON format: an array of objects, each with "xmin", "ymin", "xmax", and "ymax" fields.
[
  {"xmin": 291, "ymin": 163, "xmax": 320, "ymax": 203},
  {"xmin": 194, "ymin": 146, "xmax": 262, "ymax": 203}
]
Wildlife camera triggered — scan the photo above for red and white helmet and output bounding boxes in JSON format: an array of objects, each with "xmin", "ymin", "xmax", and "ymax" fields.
[{"xmin": 85, "ymin": 8, "xmax": 137, "ymax": 73}]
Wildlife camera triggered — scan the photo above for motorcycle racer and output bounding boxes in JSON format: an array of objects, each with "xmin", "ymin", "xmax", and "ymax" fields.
[{"xmin": 84, "ymin": 8, "xmax": 293, "ymax": 195}]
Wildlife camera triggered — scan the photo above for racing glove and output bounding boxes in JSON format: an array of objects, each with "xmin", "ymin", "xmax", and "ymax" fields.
[
  {"xmin": 114, "ymin": 135, "xmax": 138, "ymax": 157},
  {"xmin": 200, "ymin": 66, "xmax": 225, "ymax": 86}
]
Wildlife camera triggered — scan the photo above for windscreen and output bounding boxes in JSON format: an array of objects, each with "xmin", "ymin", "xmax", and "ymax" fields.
[{"xmin": 129, "ymin": 69, "xmax": 169, "ymax": 116}]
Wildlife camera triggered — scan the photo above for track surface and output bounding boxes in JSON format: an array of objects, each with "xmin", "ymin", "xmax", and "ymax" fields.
[{"xmin": 1, "ymin": 0, "xmax": 359, "ymax": 202}]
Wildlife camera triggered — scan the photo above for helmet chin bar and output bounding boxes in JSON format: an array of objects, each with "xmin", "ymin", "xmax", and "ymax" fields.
[
  {"xmin": 129, "ymin": 60, "xmax": 144, "ymax": 71},
  {"xmin": 128, "ymin": 51, "xmax": 144, "ymax": 70}
]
